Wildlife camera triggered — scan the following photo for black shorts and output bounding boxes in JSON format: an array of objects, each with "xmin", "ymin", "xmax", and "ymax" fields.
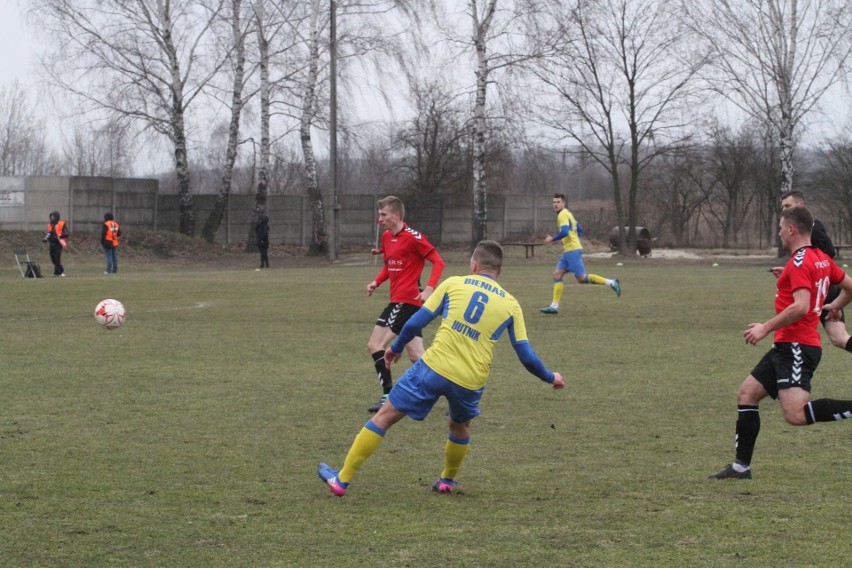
[
  {"xmin": 376, "ymin": 303, "xmax": 423, "ymax": 336},
  {"xmin": 819, "ymin": 284, "xmax": 845, "ymax": 324},
  {"xmin": 750, "ymin": 342, "xmax": 821, "ymax": 399}
]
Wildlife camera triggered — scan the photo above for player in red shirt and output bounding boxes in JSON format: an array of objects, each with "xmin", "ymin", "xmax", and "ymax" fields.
[
  {"xmin": 710, "ymin": 207, "xmax": 852, "ymax": 479},
  {"xmin": 364, "ymin": 196, "xmax": 445, "ymax": 413}
]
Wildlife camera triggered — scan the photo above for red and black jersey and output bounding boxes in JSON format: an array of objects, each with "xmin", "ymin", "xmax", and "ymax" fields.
[
  {"xmin": 374, "ymin": 223, "xmax": 442, "ymax": 306},
  {"xmin": 775, "ymin": 246, "xmax": 846, "ymax": 346}
]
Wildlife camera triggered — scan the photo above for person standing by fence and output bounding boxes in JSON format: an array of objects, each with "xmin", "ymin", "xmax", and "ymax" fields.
[
  {"xmin": 256, "ymin": 215, "xmax": 270, "ymax": 268},
  {"xmin": 43, "ymin": 210, "xmax": 68, "ymax": 277},
  {"xmin": 101, "ymin": 212, "xmax": 121, "ymax": 274}
]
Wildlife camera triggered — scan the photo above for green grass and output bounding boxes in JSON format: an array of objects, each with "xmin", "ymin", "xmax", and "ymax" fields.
[{"xmin": 1, "ymin": 248, "xmax": 850, "ymax": 567}]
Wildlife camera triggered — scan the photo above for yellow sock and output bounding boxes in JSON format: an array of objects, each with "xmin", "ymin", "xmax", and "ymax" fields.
[
  {"xmin": 440, "ymin": 437, "xmax": 470, "ymax": 481},
  {"xmin": 586, "ymin": 274, "xmax": 606, "ymax": 285},
  {"xmin": 552, "ymin": 280, "xmax": 564, "ymax": 306},
  {"xmin": 339, "ymin": 423, "xmax": 385, "ymax": 483}
]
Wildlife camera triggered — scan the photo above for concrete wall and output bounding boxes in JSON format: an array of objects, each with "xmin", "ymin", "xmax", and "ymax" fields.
[
  {"xmin": 2, "ymin": 176, "xmax": 613, "ymax": 246},
  {"xmin": 0, "ymin": 176, "xmax": 158, "ymax": 232}
]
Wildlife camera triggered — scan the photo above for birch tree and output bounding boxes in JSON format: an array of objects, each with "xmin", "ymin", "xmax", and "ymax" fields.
[
  {"xmin": 201, "ymin": 0, "xmax": 252, "ymax": 243},
  {"xmin": 528, "ymin": 0, "xmax": 704, "ymax": 253},
  {"xmin": 265, "ymin": 0, "xmax": 417, "ymax": 254},
  {"xmin": 245, "ymin": 0, "xmax": 273, "ymax": 252},
  {"xmin": 430, "ymin": 0, "xmax": 559, "ymax": 244},
  {"xmin": 682, "ymin": 0, "xmax": 852, "ymax": 196},
  {"xmin": 32, "ymin": 0, "xmax": 227, "ymax": 236}
]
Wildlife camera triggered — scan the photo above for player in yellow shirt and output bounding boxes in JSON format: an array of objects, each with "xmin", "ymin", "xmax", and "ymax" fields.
[
  {"xmin": 540, "ymin": 193, "xmax": 620, "ymax": 314},
  {"xmin": 318, "ymin": 240, "xmax": 565, "ymax": 496}
]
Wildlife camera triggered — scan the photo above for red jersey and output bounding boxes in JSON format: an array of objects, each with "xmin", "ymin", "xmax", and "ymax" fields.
[
  {"xmin": 774, "ymin": 246, "xmax": 846, "ymax": 346},
  {"xmin": 374, "ymin": 223, "xmax": 442, "ymax": 306}
]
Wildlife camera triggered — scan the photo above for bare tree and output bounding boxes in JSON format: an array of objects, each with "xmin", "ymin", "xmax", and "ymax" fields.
[
  {"xmin": 811, "ymin": 133, "xmax": 852, "ymax": 244},
  {"xmin": 392, "ymin": 79, "xmax": 469, "ymax": 196},
  {"xmin": 700, "ymin": 124, "xmax": 761, "ymax": 248},
  {"xmin": 32, "ymin": 0, "xmax": 229, "ymax": 236},
  {"xmin": 61, "ymin": 118, "xmax": 133, "ymax": 177},
  {"xmin": 201, "ymin": 0, "xmax": 253, "ymax": 243},
  {"xmin": 643, "ymin": 150, "xmax": 707, "ymax": 247},
  {"xmin": 448, "ymin": 0, "xmax": 561, "ymax": 244},
  {"xmin": 245, "ymin": 0, "xmax": 272, "ymax": 252},
  {"xmin": 528, "ymin": 0, "xmax": 705, "ymax": 253},
  {"xmin": 683, "ymin": 0, "xmax": 852, "ymax": 196},
  {"xmin": 0, "ymin": 82, "xmax": 59, "ymax": 175}
]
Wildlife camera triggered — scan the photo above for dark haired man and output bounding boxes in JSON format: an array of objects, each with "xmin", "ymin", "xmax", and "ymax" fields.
[
  {"xmin": 710, "ymin": 207, "xmax": 852, "ymax": 480},
  {"xmin": 770, "ymin": 190, "xmax": 852, "ymax": 353},
  {"xmin": 540, "ymin": 193, "xmax": 620, "ymax": 315}
]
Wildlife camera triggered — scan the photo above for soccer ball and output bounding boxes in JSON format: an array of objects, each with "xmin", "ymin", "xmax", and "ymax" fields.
[{"xmin": 94, "ymin": 299, "xmax": 126, "ymax": 330}]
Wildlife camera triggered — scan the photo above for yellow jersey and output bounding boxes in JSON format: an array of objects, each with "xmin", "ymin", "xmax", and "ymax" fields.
[
  {"xmin": 419, "ymin": 274, "xmax": 533, "ymax": 390},
  {"xmin": 556, "ymin": 208, "xmax": 583, "ymax": 252}
]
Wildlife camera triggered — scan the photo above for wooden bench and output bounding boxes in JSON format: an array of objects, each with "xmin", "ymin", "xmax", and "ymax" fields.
[
  {"xmin": 503, "ymin": 242, "xmax": 544, "ymax": 259},
  {"xmin": 835, "ymin": 245, "xmax": 852, "ymax": 259}
]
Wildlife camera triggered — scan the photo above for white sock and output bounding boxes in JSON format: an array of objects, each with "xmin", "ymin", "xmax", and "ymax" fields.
[
  {"xmin": 732, "ymin": 462, "xmax": 750, "ymax": 472},
  {"xmin": 605, "ymin": 279, "xmax": 614, "ymax": 287}
]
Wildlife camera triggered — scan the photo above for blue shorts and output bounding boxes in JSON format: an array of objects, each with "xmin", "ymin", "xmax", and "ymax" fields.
[
  {"xmin": 556, "ymin": 250, "xmax": 586, "ymax": 276},
  {"xmin": 389, "ymin": 358, "xmax": 484, "ymax": 422}
]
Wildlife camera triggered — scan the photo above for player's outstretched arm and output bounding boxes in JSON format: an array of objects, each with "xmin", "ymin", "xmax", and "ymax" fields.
[
  {"xmin": 512, "ymin": 341, "xmax": 558, "ymax": 385},
  {"xmin": 384, "ymin": 307, "xmax": 437, "ymax": 367},
  {"xmin": 551, "ymin": 372, "xmax": 564, "ymax": 390}
]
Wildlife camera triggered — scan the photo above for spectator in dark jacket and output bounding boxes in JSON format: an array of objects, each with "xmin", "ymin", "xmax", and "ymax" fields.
[{"xmin": 256, "ymin": 215, "xmax": 270, "ymax": 268}]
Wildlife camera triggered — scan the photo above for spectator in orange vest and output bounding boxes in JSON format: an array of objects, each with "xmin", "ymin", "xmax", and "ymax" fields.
[
  {"xmin": 43, "ymin": 210, "xmax": 68, "ymax": 277},
  {"xmin": 101, "ymin": 212, "xmax": 121, "ymax": 274}
]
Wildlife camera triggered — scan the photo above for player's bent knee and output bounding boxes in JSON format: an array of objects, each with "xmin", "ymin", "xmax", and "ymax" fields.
[
  {"xmin": 782, "ymin": 409, "xmax": 808, "ymax": 426},
  {"xmin": 737, "ymin": 385, "xmax": 763, "ymax": 406}
]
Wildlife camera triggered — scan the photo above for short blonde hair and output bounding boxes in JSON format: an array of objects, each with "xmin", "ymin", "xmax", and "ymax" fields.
[
  {"xmin": 377, "ymin": 196, "xmax": 405, "ymax": 219},
  {"xmin": 472, "ymin": 240, "xmax": 503, "ymax": 271}
]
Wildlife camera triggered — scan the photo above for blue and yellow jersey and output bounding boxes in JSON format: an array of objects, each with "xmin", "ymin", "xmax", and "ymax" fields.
[
  {"xmin": 555, "ymin": 208, "xmax": 582, "ymax": 252},
  {"xmin": 399, "ymin": 274, "xmax": 550, "ymax": 390}
]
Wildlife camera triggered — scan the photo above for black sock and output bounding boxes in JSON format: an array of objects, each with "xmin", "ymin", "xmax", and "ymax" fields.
[
  {"xmin": 804, "ymin": 399, "xmax": 852, "ymax": 424},
  {"xmin": 734, "ymin": 405, "xmax": 760, "ymax": 467},
  {"xmin": 372, "ymin": 351, "xmax": 393, "ymax": 394},
  {"xmin": 845, "ymin": 337, "xmax": 852, "ymax": 353}
]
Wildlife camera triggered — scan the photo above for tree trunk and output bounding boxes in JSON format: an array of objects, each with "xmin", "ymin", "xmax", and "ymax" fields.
[
  {"xmin": 471, "ymin": 48, "xmax": 488, "ymax": 245},
  {"xmin": 202, "ymin": 0, "xmax": 246, "ymax": 244},
  {"xmin": 470, "ymin": 0, "xmax": 497, "ymax": 247},
  {"xmin": 163, "ymin": 15, "xmax": 195, "ymax": 237},
  {"xmin": 246, "ymin": 2, "xmax": 270, "ymax": 253},
  {"xmin": 301, "ymin": 20, "xmax": 327, "ymax": 256}
]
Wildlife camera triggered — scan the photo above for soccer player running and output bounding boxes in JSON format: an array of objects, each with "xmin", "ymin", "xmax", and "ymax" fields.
[
  {"xmin": 769, "ymin": 190, "xmax": 852, "ymax": 353},
  {"xmin": 364, "ymin": 196, "xmax": 445, "ymax": 413},
  {"xmin": 540, "ymin": 193, "xmax": 620, "ymax": 315},
  {"xmin": 709, "ymin": 207, "xmax": 852, "ymax": 480},
  {"xmin": 319, "ymin": 240, "xmax": 564, "ymax": 496}
]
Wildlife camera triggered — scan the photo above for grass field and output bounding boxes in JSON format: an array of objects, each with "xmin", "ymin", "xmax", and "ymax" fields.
[{"xmin": 1, "ymin": 245, "xmax": 850, "ymax": 567}]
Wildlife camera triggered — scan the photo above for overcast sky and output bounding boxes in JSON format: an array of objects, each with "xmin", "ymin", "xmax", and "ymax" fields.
[
  {"xmin": 2, "ymin": 3, "xmax": 37, "ymax": 90},
  {"xmin": 2, "ymin": 0, "xmax": 850, "ymax": 169}
]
